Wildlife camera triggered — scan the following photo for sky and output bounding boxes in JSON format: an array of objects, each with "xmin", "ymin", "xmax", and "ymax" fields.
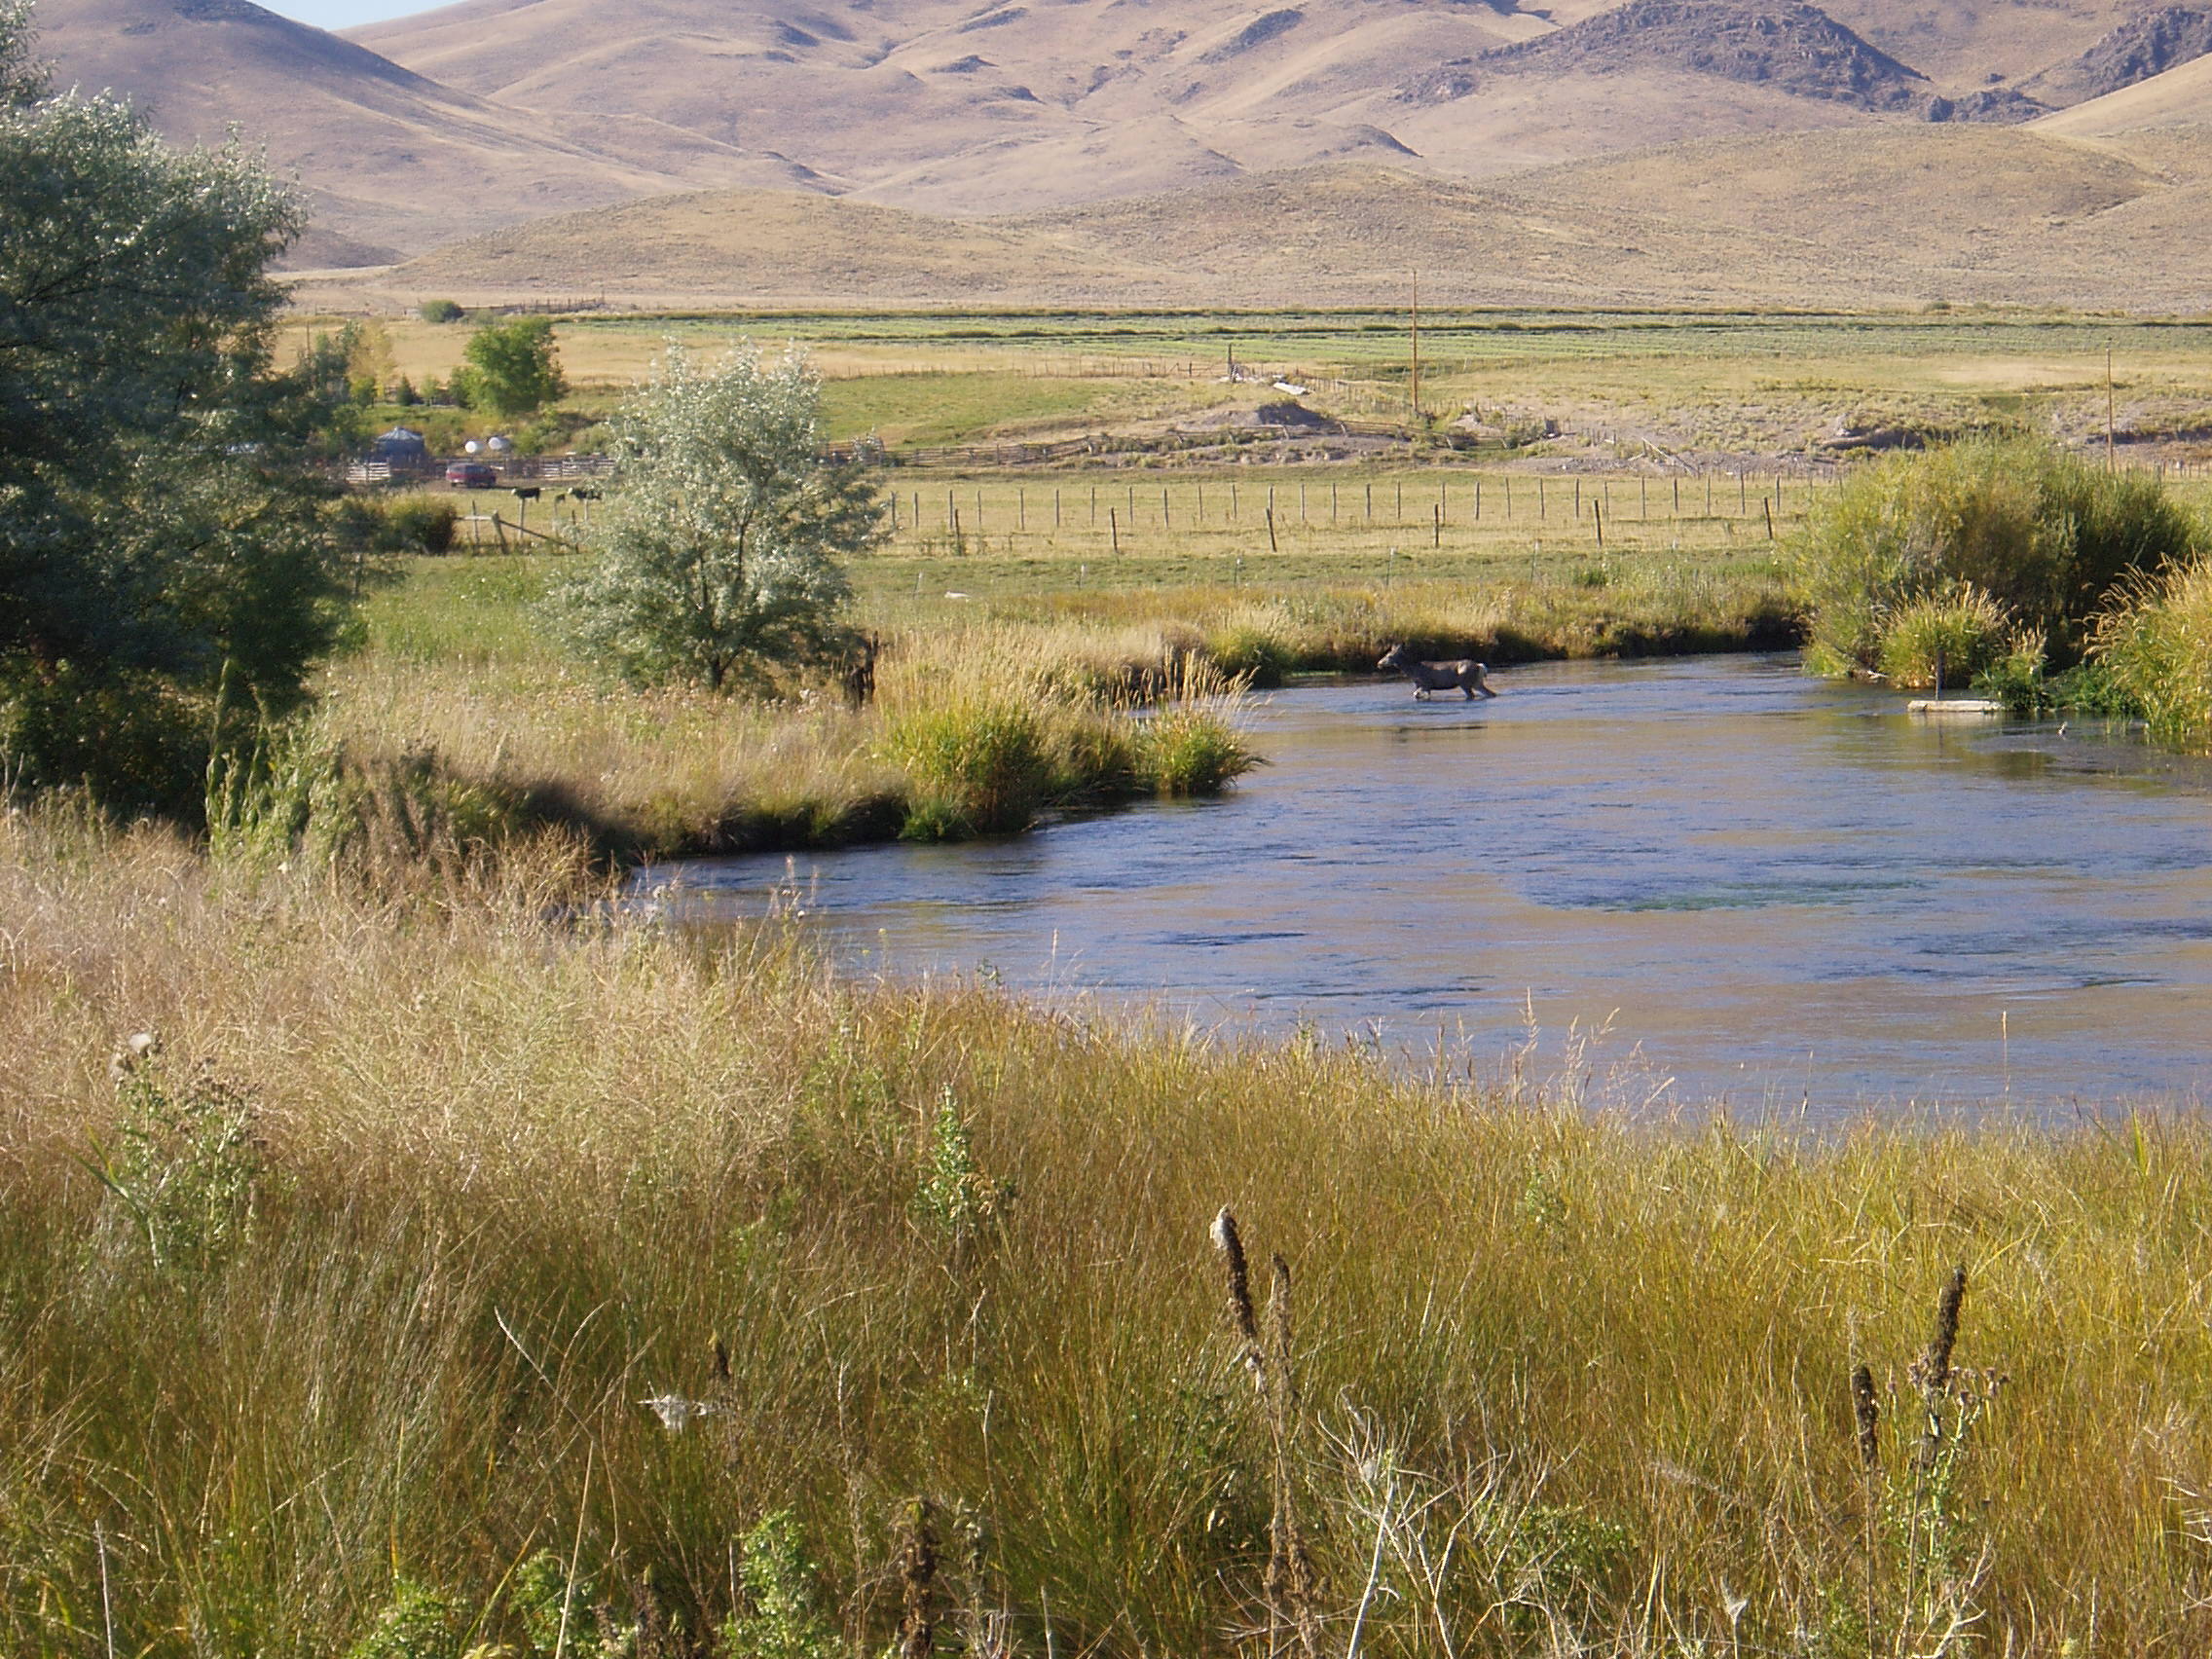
[{"xmin": 258, "ymin": 0, "xmax": 440, "ymax": 30}]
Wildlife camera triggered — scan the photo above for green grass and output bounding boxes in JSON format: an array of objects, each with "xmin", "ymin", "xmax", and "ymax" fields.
[
  {"xmin": 300, "ymin": 307, "xmax": 2212, "ymax": 465},
  {"xmin": 819, "ymin": 371, "xmax": 1226, "ymax": 448}
]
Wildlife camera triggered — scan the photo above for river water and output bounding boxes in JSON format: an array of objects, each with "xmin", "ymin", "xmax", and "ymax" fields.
[{"xmin": 644, "ymin": 654, "xmax": 2212, "ymax": 1116}]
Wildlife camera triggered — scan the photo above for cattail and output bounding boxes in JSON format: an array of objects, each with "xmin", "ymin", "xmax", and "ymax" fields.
[
  {"xmin": 711, "ymin": 1335, "xmax": 731, "ymax": 1384},
  {"xmin": 1924, "ymin": 1266, "xmax": 1967, "ymax": 1394},
  {"xmin": 1212, "ymin": 1207, "xmax": 1259, "ymax": 1346},
  {"xmin": 898, "ymin": 1496, "xmax": 939, "ymax": 1659},
  {"xmin": 1850, "ymin": 1363, "xmax": 1880, "ymax": 1471}
]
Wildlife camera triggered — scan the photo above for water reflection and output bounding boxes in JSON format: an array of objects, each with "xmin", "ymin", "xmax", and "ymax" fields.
[{"xmin": 642, "ymin": 654, "xmax": 2212, "ymax": 1117}]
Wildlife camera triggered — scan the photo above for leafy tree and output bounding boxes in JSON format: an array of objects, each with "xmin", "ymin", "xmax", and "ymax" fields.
[
  {"xmin": 551, "ymin": 346, "xmax": 883, "ymax": 690},
  {"xmin": 0, "ymin": 0, "xmax": 341, "ymax": 813},
  {"xmin": 453, "ymin": 315, "xmax": 566, "ymax": 417}
]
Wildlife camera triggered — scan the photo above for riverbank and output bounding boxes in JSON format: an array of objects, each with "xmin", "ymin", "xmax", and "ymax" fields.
[
  {"xmin": 5, "ymin": 803, "xmax": 2211, "ymax": 1655},
  {"xmin": 326, "ymin": 547, "xmax": 1798, "ymax": 860}
]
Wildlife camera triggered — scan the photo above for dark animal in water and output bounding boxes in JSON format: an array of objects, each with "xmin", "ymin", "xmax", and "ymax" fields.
[{"xmin": 1377, "ymin": 643, "xmax": 1496, "ymax": 700}]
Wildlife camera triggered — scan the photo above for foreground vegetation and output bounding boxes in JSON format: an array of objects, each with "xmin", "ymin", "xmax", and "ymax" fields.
[{"xmin": 10, "ymin": 806, "xmax": 2212, "ymax": 1656}]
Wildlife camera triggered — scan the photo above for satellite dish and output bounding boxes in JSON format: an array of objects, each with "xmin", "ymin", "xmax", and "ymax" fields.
[{"xmin": 463, "ymin": 439, "xmax": 481, "ymax": 455}]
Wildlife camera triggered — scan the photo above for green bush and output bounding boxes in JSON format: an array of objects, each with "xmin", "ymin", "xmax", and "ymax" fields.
[
  {"xmin": 418, "ymin": 299, "xmax": 463, "ymax": 324},
  {"xmin": 1205, "ymin": 623, "xmax": 1295, "ymax": 688},
  {"xmin": 345, "ymin": 1579, "xmax": 461, "ymax": 1659},
  {"xmin": 721, "ymin": 1511, "xmax": 840, "ymax": 1659},
  {"xmin": 386, "ymin": 495, "xmax": 459, "ymax": 555},
  {"xmin": 1792, "ymin": 438, "xmax": 2204, "ymax": 677},
  {"xmin": 885, "ymin": 698, "xmax": 1055, "ymax": 840}
]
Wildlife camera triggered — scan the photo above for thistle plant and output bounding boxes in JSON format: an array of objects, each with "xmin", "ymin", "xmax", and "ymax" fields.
[
  {"xmin": 914, "ymin": 1089, "xmax": 1013, "ymax": 1242},
  {"xmin": 721, "ymin": 1511, "xmax": 839, "ymax": 1659},
  {"xmin": 83, "ymin": 1042, "xmax": 264, "ymax": 1272}
]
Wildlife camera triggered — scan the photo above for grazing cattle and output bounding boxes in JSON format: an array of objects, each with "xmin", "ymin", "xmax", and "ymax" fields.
[
  {"xmin": 511, "ymin": 486, "xmax": 542, "ymax": 501},
  {"xmin": 1378, "ymin": 643, "xmax": 1497, "ymax": 700}
]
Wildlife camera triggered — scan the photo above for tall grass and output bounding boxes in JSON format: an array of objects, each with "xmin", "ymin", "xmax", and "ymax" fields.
[
  {"xmin": 322, "ymin": 602, "xmax": 1252, "ymax": 857},
  {"xmin": 2092, "ymin": 555, "xmax": 2212, "ymax": 747},
  {"xmin": 8, "ymin": 809, "xmax": 2212, "ymax": 1654}
]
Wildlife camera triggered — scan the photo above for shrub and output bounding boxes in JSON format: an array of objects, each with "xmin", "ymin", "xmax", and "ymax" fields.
[
  {"xmin": 85, "ymin": 1055, "xmax": 263, "ymax": 1272},
  {"xmin": 1874, "ymin": 586, "xmax": 2013, "ymax": 689},
  {"xmin": 344, "ymin": 1579, "xmax": 461, "ymax": 1659},
  {"xmin": 418, "ymin": 299, "xmax": 463, "ymax": 324},
  {"xmin": 386, "ymin": 495, "xmax": 459, "ymax": 555},
  {"xmin": 722, "ymin": 1511, "xmax": 840, "ymax": 1659},
  {"xmin": 549, "ymin": 347, "xmax": 880, "ymax": 691},
  {"xmin": 1792, "ymin": 438, "xmax": 2203, "ymax": 677}
]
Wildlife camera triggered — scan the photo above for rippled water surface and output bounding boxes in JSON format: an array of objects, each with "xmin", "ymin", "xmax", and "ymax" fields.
[{"xmin": 646, "ymin": 654, "xmax": 2212, "ymax": 1114}]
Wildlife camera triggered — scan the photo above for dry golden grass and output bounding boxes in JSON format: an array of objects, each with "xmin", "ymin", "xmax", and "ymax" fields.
[{"xmin": 10, "ymin": 802, "xmax": 2212, "ymax": 1653}]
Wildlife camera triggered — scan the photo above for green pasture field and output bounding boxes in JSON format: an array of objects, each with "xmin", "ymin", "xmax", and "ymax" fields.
[{"xmin": 312, "ymin": 308, "xmax": 2212, "ymax": 460}]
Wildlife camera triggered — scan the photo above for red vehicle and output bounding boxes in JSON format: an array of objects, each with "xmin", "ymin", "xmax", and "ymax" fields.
[{"xmin": 445, "ymin": 461, "xmax": 498, "ymax": 489}]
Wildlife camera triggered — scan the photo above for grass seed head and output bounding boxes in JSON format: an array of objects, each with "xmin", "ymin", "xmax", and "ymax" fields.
[
  {"xmin": 1851, "ymin": 1362, "xmax": 1880, "ymax": 1471},
  {"xmin": 1211, "ymin": 1205, "xmax": 1260, "ymax": 1349}
]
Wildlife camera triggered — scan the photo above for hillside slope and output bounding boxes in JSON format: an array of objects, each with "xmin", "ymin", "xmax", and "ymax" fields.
[
  {"xmin": 36, "ymin": 0, "xmax": 2208, "ymax": 262},
  {"xmin": 323, "ymin": 126, "xmax": 2212, "ymax": 313},
  {"xmin": 2023, "ymin": 7, "xmax": 2212, "ymax": 111},
  {"xmin": 350, "ymin": 0, "xmax": 2161, "ymax": 220},
  {"xmin": 35, "ymin": 0, "xmax": 827, "ymax": 261},
  {"xmin": 2035, "ymin": 48, "xmax": 2212, "ymax": 134}
]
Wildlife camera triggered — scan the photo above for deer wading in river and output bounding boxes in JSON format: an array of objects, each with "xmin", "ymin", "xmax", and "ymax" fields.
[{"xmin": 1378, "ymin": 643, "xmax": 1497, "ymax": 700}]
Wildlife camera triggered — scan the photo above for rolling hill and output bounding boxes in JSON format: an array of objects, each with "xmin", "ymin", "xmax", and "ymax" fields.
[
  {"xmin": 34, "ymin": 0, "xmax": 827, "ymax": 261},
  {"xmin": 345, "ymin": 0, "xmax": 2189, "ymax": 228},
  {"xmin": 32, "ymin": 0, "xmax": 2212, "ymax": 270},
  {"xmin": 314, "ymin": 122, "xmax": 2212, "ymax": 313}
]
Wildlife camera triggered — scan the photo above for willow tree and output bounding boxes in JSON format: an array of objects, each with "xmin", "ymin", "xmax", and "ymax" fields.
[
  {"xmin": 552, "ymin": 347, "xmax": 883, "ymax": 691},
  {"xmin": 1, "ymin": 0, "xmax": 339, "ymax": 813}
]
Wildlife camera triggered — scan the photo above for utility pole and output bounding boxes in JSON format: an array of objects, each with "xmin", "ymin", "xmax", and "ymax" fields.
[
  {"xmin": 1409, "ymin": 271, "xmax": 1422, "ymax": 425},
  {"xmin": 2106, "ymin": 344, "xmax": 2117, "ymax": 472}
]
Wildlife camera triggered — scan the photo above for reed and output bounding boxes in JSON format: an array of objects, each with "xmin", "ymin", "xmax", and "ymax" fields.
[{"xmin": 2091, "ymin": 555, "xmax": 2212, "ymax": 748}]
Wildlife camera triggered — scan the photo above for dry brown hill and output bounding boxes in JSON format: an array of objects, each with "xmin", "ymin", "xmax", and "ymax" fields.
[
  {"xmin": 2035, "ymin": 40, "xmax": 2212, "ymax": 135},
  {"xmin": 321, "ymin": 124, "xmax": 2212, "ymax": 313},
  {"xmin": 348, "ymin": 0, "xmax": 2163, "ymax": 230},
  {"xmin": 35, "ymin": 0, "xmax": 827, "ymax": 262},
  {"xmin": 385, "ymin": 186, "xmax": 1144, "ymax": 303},
  {"xmin": 38, "ymin": 0, "xmax": 2205, "ymax": 264}
]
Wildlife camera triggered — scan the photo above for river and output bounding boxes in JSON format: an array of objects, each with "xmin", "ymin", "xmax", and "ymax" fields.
[{"xmin": 642, "ymin": 653, "xmax": 2212, "ymax": 1116}]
